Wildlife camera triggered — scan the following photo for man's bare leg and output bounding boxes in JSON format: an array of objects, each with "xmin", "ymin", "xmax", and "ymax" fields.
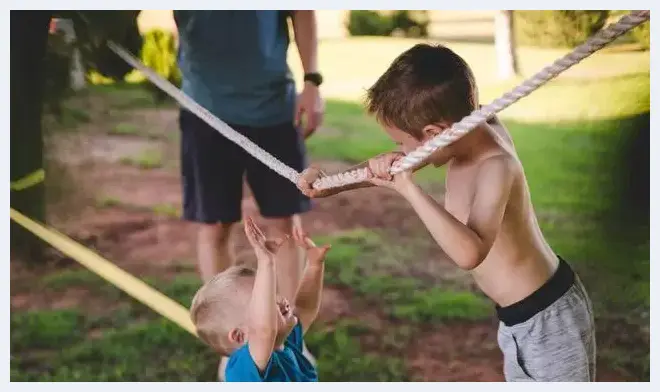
[{"xmin": 196, "ymin": 222, "xmax": 236, "ymax": 283}]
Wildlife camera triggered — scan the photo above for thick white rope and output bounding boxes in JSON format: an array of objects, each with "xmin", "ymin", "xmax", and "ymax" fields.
[
  {"xmin": 312, "ymin": 10, "xmax": 650, "ymax": 190},
  {"xmin": 107, "ymin": 41, "xmax": 301, "ymax": 185}
]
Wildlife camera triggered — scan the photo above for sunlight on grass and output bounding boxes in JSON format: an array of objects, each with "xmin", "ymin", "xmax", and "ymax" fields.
[{"xmin": 288, "ymin": 37, "xmax": 649, "ymax": 102}]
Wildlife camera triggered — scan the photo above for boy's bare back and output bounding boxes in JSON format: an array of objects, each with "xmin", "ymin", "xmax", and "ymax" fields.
[{"xmin": 444, "ymin": 118, "xmax": 559, "ymax": 307}]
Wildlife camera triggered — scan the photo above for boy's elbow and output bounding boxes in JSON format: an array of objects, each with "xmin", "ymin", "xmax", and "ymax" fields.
[{"xmin": 455, "ymin": 248, "xmax": 488, "ymax": 271}]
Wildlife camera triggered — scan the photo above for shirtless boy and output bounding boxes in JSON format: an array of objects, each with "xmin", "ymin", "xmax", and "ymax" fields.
[{"xmin": 298, "ymin": 43, "xmax": 596, "ymax": 382}]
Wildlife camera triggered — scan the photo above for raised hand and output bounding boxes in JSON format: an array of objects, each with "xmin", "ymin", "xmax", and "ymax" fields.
[{"xmin": 244, "ymin": 216, "xmax": 285, "ymax": 261}]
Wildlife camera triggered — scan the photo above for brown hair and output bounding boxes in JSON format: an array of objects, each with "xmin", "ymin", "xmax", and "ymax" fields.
[
  {"xmin": 190, "ymin": 266, "xmax": 255, "ymax": 355},
  {"xmin": 365, "ymin": 43, "xmax": 478, "ymax": 138}
]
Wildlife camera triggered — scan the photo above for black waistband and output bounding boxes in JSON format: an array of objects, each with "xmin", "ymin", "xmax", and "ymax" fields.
[{"xmin": 495, "ymin": 256, "xmax": 575, "ymax": 327}]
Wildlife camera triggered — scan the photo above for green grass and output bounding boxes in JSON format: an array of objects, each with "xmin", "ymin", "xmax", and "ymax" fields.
[
  {"xmin": 120, "ymin": 149, "xmax": 164, "ymax": 169},
  {"xmin": 41, "ymin": 268, "xmax": 105, "ymax": 290},
  {"xmin": 305, "ymin": 320, "xmax": 409, "ymax": 381},
  {"xmin": 110, "ymin": 122, "xmax": 141, "ymax": 136},
  {"xmin": 15, "ymin": 268, "xmax": 412, "ymax": 381},
  {"xmin": 95, "ymin": 195, "xmax": 123, "ymax": 208},
  {"xmin": 151, "ymin": 203, "xmax": 180, "ymax": 219},
  {"xmin": 315, "ymin": 230, "xmax": 493, "ymax": 323}
]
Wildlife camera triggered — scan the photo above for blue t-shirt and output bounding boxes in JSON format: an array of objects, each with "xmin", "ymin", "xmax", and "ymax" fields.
[
  {"xmin": 173, "ymin": 11, "xmax": 296, "ymax": 127},
  {"xmin": 225, "ymin": 321, "xmax": 318, "ymax": 382}
]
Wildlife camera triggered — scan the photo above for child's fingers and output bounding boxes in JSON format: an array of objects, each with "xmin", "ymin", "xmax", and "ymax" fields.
[
  {"xmin": 266, "ymin": 235, "xmax": 288, "ymax": 253},
  {"xmin": 244, "ymin": 217, "xmax": 257, "ymax": 242},
  {"xmin": 245, "ymin": 217, "xmax": 268, "ymax": 250},
  {"xmin": 303, "ymin": 237, "xmax": 316, "ymax": 249},
  {"xmin": 251, "ymin": 218, "xmax": 267, "ymax": 241},
  {"xmin": 308, "ymin": 244, "xmax": 331, "ymax": 262}
]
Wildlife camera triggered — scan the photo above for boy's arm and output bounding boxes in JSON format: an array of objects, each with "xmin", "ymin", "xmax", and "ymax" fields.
[
  {"xmin": 398, "ymin": 156, "xmax": 516, "ymax": 270},
  {"xmin": 244, "ymin": 218, "xmax": 280, "ymax": 371},
  {"xmin": 293, "ymin": 238, "xmax": 331, "ymax": 333}
]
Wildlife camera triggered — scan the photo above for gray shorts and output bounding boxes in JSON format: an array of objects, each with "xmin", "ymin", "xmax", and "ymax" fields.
[{"xmin": 496, "ymin": 257, "xmax": 596, "ymax": 381}]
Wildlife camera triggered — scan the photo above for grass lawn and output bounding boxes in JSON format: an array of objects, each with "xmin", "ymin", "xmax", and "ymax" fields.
[{"xmin": 11, "ymin": 32, "xmax": 650, "ymax": 381}]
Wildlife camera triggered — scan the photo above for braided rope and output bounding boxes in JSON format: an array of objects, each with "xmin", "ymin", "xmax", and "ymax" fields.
[
  {"xmin": 107, "ymin": 42, "xmax": 301, "ymax": 185},
  {"xmin": 311, "ymin": 10, "xmax": 650, "ymax": 190}
]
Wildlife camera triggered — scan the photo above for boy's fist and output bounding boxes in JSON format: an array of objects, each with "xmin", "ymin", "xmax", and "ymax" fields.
[{"xmin": 366, "ymin": 152, "xmax": 414, "ymax": 193}]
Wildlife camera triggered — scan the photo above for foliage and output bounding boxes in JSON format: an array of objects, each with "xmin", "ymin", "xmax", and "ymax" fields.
[
  {"xmin": 346, "ymin": 10, "xmax": 429, "ymax": 38},
  {"xmin": 514, "ymin": 10, "xmax": 610, "ymax": 48},
  {"xmin": 610, "ymin": 10, "xmax": 650, "ymax": 49},
  {"xmin": 62, "ymin": 10, "xmax": 144, "ymax": 81},
  {"xmin": 346, "ymin": 11, "xmax": 393, "ymax": 37},
  {"xmin": 140, "ymin": 29, "xmax": 182, "ymax": 102}
]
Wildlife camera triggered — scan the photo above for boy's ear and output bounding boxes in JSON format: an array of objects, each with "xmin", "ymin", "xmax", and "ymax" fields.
[
  {"xmin": 421, "ymin": 123, "xmax": 448, "ymax": 141},
  {"xmin": 228, "ymin": 328, "xmax": 245, "ymax": 344}
]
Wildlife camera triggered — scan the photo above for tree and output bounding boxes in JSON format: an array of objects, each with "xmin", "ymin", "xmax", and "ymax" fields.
[
  {"xmin": 494, "ymin": 10, "xmax": 519, "ymax": 80},
  {"xmin": 10, "ymin": 10, "xmax": 140, "ymax": 262},
  {"xmin": 10, "ymin": 11, "xmax": 52, "ymax": 261}
]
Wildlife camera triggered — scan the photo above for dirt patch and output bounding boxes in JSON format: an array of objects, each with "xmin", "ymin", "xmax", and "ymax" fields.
[{"xmin": 407, "ymin": 321, "xmax": 504, "ymax": 382}]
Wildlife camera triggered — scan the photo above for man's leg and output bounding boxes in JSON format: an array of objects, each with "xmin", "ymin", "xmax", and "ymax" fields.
[{"xmin": 197, "ymin": 222, "xmax": 236, "ymax": 282}]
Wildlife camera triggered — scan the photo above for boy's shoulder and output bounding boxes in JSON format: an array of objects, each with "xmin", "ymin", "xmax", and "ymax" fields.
[{"xmin": 224, "ymin": 322, "xmax": 317, "ymax": 382}]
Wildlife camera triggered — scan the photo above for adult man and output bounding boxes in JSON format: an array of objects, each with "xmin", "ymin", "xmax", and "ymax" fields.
[{"xmin": 173, "ymin": 10, "xmax": 323, "ymax": 380}]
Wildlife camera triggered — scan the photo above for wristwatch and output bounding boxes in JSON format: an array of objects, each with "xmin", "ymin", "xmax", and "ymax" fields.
[{"xmin": 304, "ymin": 72, "xmax": 323, "ymax": 87}]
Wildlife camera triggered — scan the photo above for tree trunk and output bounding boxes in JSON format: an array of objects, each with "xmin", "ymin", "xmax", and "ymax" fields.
[
  {"xmin": 495, "ymin": 10, "xmax": 519, "ymax": 80},
  {"xmin": 11, "ymin": 11, "xmax": 52, "ymax": 262}
]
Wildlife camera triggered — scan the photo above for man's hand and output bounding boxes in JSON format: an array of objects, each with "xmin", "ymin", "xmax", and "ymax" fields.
[
  {"xmin": 244, "ymin": 216, "xmax": 285, "ymax": 262},
  {"xmin": 367, "ymin": 152, "xmax": 415, "ymax": 194},
  {"xmin": 295, "ymin": 83, "xmax": 324, "ymax": 139}
]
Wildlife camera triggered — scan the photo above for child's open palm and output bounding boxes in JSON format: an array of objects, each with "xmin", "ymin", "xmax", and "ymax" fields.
[{"xmin": 244, "ymin": 216, "xmax": 285, "ymax": 261}]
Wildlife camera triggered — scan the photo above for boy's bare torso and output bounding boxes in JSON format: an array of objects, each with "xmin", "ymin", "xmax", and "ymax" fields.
[{"xmin": 443, "ymin": 117, "xmax": 559, "ymax": 307}]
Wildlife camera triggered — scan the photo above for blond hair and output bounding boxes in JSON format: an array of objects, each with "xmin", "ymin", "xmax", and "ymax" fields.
[{"xmin": 190, "ymin": 265, "xmax": 255, "ymax": 355}]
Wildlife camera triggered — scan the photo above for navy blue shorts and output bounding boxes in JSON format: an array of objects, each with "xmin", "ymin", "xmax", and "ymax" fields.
[{"xmin": 179, "ymin": 109, "xmax": 311, "ymax": 224}]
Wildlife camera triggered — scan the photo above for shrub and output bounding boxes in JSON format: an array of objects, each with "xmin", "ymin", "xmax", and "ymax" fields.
[
  {"xmin": 139, "ymin": 29, "xmax": 182, "ymax": 102},
  {"xmin": 610, "ymin": 10, "xmax": 650, "ymax": 49},
  {"xmin": 630, "ymin": 21, "xmax": 650, "ymax": 50},
  {"xmin": 76, "ymin": 11, "xmax": 143, "ymax": 81},
  {"xmin": 346, "ymin": 10, "xmax": 393, "ymax": 36},
  {"xmin": 514, "ymin": 11, "xmax": 610, "ymax": 48},
  {"xmin": 390, "ymin": 10, "xmax": 430, "ymax": 38},
  {"xmin": 346, "ymin": 10, "xmax": 430, "ymax": 38}
]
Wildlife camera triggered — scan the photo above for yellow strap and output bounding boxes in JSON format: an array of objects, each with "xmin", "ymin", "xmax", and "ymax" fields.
[
  {"xmin": 11, "ymin": 168, "xmax": 45, "ymax": 191},
  {"xmin": 9, "ymin": 208, "xmax": 198, "ymax": 337}
]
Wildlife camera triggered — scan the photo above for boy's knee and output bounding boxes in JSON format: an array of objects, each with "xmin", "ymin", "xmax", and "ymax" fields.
[{"xmin": 263, "ymin": 215, "xmax": 301, "ymax": 238}]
